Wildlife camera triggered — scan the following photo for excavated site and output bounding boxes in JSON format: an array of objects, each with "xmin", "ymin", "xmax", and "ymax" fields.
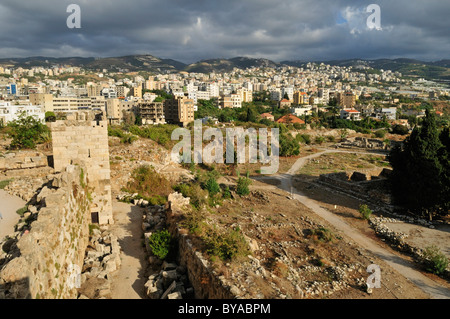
[{"xmin": 0, "ymin": 120, "xmax": 448, "ymax": 299}]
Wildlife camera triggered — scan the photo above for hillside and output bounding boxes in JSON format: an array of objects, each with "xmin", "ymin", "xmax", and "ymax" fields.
[
  {"xmin": 184, "ymin": 56, "xmax": 280, "ymax": 73},
  {"xmin": 1, "ymin": 54, "xmax": 449, "ymax": 81},
  {"xmin": 0, "ymin": 55, "xmax": 187, "ymax": 74}
]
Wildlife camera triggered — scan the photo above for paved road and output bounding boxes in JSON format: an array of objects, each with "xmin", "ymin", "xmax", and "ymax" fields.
[{"xmin": 255, "ymin": 149, "xmax": 450, "ymax": 299}]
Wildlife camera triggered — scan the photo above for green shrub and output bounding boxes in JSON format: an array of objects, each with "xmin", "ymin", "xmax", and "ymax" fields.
[
  {"xmin": 359, "ymin": 204, "xmax": 373, "ymax": 220},
  {"xmin": 16, "ymin": 206, "xmax": 28, "ymax": 217},
  {"xmin": 120, "ymin": 133, "xmax": 138, "ymax": 144},
  {"xmin": 204, "ymin": 226, "xmax": 249, "ymax": 261},
  {"xmin": 124, "ymin": 165, "xmax": 173, "ymax": 200},
  {"xmin": 236, "ymin": 172, "xmax": 252, "ymax": 196},
  {"xmin": 374, "ymin": 129, "xmax": 387, "ymax": 138},
  {"xmin": 314, "ymin": 136, "xmax": 325, "ymax": 145},
  {"xmin": 204, "ymin": 176, "xmax": 221, "ymax": 196},
  {"xmin": 309, "ymin": 227, "xmax": 334, "ymax": 242},
  {"xmin": 222, "ymin": 186, "xmax": 232, "ymax": 199},
  {"xmin": 148, "ymin": 229, "xmax": 173, "ymax": 260},
  {"xmin": 108, "ymin": 126, "xmax": 125, "ymax": 138},
  {"xmin": 7, "ymin": 113, "xmax": 50, "ymax": 149},
  {"xmin": 0, "ymin": 179, "xmax": 12, "ymax": 190},
  {"xmin": 423, "ymin": 245, "xmax": 448, "ymax": 275},
  {"xmin": 326, "ymin": 135, "xmax": 336, "ymax": 143},
  {"xmin": 174, "ymin": 183, "xmax": 208, "ymax": 209},
  {"xmin": 45, "ymin": 111, "xmax": 56, "ymax": 122}
]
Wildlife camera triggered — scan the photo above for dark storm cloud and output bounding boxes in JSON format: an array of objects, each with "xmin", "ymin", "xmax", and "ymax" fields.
[{"xmin": 0, "ymin": 0, "xmax": 448, "ymax": 62}]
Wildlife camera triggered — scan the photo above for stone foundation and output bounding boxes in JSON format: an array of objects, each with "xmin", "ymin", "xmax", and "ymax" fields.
[{"xmin": 0, "ymin": 164, "xmax": 93, "ymax": 299}]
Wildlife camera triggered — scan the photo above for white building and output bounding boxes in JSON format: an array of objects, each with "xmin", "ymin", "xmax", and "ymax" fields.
[
  {"xmin": 0, "ymin": 102, "xmax": 45, "ymax": 125},
  {"xmin": 101, "ymin": 88, "xmax": 117, "ymax": 99},
  {"xmin": 291, "ymin": 105, "xmax": 313, "ymax": 117},
  {"xmin": 376, "ymin": 107, "xmax": 397, "ymax": 120}
]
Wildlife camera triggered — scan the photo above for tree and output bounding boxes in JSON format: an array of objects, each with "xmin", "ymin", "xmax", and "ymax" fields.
[
  {"xmin": 7, "ymin": 113, "xmax": 50, "ymax": 149},
  {"xmin": 389, "ymin": 109, "xmax": 449, "ymax": 220},
  {"xmin": 45, "ymin": 111, "xmax": 56, "ymax": 122},
  {"xmin": 246, "ymin": 107, "xmax": 258, "ymax": 123}
]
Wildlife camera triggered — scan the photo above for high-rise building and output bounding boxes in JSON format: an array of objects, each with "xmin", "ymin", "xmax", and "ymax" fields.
[
  {"xmin": 137, "ymin": 102, "xmax": 166, "ymax": 125},
  {"xmin": 164, "ymin": 96, "xmax": 195, "ymax": 126},
  {"xmin": 29, "ymin": 93, "xmax": 54, "ymax": 112},
  {"xmin": 338, "ymin": 91, "xmax": 356, "ymax": 108}
]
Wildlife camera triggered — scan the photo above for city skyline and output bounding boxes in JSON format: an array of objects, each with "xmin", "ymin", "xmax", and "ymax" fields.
[{"xmin": 0, "ymin": 0, "xmax": 448, "ymax": 63}]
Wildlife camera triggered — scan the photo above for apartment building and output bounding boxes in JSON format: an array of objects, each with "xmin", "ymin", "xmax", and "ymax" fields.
[
  {"xmin": 29, "ymin": 93, "xmax": 54, "ymax": 112},
  {"xmin": 293, "ymin": 92, "xmax": 308, "ymax": 105},
  {"xmin": 219, "ymin": 94, "xmax": 242, "ymax": 109},
  {"xmin": 137, "ymin": 102, "xmax": 166, "ymax": 125},
  {"xmin": 106, "ymin": 98, "xmax": 137, "ymax": 124},
  {"xmin": 0, "ymin": 102, "xmax": 45, "ymax": 125},
  {"xmin": 116, "ymin": 86, "xmax": 130, "ymax": 98},
  {"xmin": 164, "ymin": 96, "xmax": 195, "ymax": 126},
  {"xmin": 338, "ymin": 91, "xmax": 356, "ymax": 108}
]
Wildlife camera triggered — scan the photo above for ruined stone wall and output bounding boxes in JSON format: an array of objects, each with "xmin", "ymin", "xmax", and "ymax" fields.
[
  {"xmin": 50, "ymin": 112, "xmax": 113, "ymax": 225},
  {"xmin": 0, "ymin": 165, "xmax": 92, "ymax": 299},
  {"xmin": 0, "ymin": 151, "xmax": 48, "ymax": 171},
  {"xmin": 316, "ymin": 171, "xmax": 392, "ymax": 207},
  {"xmin": 165, "ymin": 193, "xmax": 235, "ymax": 299}
]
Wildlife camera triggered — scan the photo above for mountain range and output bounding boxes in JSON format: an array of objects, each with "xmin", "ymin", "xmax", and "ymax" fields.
[{"xmin": 1, "ymin": 55, "xmax": 449, "ymax": 81}]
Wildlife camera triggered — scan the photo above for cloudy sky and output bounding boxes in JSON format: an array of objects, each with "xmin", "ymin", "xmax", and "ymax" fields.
[{"xmin": 0, "ymin": 0, "xmax": 448, "ymax": 63}]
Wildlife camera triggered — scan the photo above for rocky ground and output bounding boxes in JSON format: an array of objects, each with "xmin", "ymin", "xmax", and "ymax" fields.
[{"xmin": 158, "ymin": 184, "xmax": 430, "ymax": 299}]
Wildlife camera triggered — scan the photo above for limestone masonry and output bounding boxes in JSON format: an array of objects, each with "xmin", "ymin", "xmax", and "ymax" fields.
[{"xmin": 50, "ymin": 112, "xmax": 113, "ymax": 225}]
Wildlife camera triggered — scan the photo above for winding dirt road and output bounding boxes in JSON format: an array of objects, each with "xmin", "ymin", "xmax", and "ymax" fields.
[{"xmin": 255, "ymin": 149, "xmax": 450, "ymax": 299}]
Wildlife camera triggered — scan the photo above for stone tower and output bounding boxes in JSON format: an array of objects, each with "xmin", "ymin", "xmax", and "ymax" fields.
[{"xmin": 50, "ymin": 112, "xmax": 113, "ymax": 225}]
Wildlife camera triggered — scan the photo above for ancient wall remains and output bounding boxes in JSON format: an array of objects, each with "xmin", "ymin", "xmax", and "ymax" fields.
[
  {"xmin": 50, "ymin": 112, "xmax": 113, "ymax": 225},
  {"xmin": 316, "ymin": 169, "xmax": 393, "ymax": 207},
  {"xmin": 0, "ymin": 151, "xmax": 48, "ymax": 171},
  {"xmin": 0, "ymin": 164, "xmax": 92, "ymax": 299},
  {"xmin": 165, "ymin": 193, "xmax": 236, "ymax": 299}
]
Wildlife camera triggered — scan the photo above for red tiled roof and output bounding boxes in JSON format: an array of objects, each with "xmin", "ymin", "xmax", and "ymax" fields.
[
  {"xmin": 276, "ymin": 114, "xmax": 305, "ymax": 124},
  {"xmin": 343, "ymin": 109, "xmax": 360, "ymax": 113}
]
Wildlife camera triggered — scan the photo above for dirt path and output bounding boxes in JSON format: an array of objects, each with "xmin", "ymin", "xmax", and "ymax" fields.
[
  {"xmin": 256, "ymin": 149, "xmax": 450, "ymax": 299},
  {"xmin": 109, "ymin": 201, "xmax": 148, "ymax": 299},
  {"xmin": 0, "ymin": 190, "xmax": 26, "ymax": 240}
]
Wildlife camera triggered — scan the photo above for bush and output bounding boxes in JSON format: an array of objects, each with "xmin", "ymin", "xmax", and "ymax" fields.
[
  {"xmin": 7, "ymin": 113, "xmax": 50, "ymax": 149},
  {"xmin": 222, "ymin": 186, "xmax": 232, "ymax": 199},
  {"xmin": 423, "ymin": 245, "xmax": 448, "ymax": 275},
  {"xmin": 236, "ymin": 172, "xmax": 252, "ymax": 196},
  {"xmin": 204, "ymin": 226, "xmax": 250, "ymax": 261},
  {"xmin": 174, "ymin": 183, "xmax": 208, "ymax": 209},
  {"xmin": 120, "ymin": 133, "xmax": 138, "ymax": 144},
  {"xmin": 16, "ymin": 206, "xmax": 28, "ymax": 217},
  {"xmin": 359, "ymin": 204, "xmax": 373, "ymax": 220},
  {"xmin": 374, "ymin": 129, "xmax": 387, "ymax": 138},
  {"xmin": 308, "ymin": 227, "xmax": 335, "ymax": 242},
  {"xmin": 148, "ymin": 229, "xmax": 173, "ymax": 260},
  {"xmin": 0, "ymin": 179, "xmax": 12, "ymax": 190},
  {"xmin": 391, "ymin": 124, "xmax": 409, "ymax": 135},
  {"xmin": 326, "ymin": 135, "xmax": 336, "ymax": 143},
  {"xmin": 124, "ymin": 165, "xmax": 173, "ymax": 200},
  {"xmin": 204, "ymin": 176, "xmax": 221, "ymax": 196},
  {"xmin": 45, "ymin": 111, "xmax": 56, "ymax": 122},
  {"xmin": 279, "ymin": 133, "xmax": 300, "ymax": 156},
  {"xmin": 314, "ymin": 136, "xmax": 325, "ymax": 145}
]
